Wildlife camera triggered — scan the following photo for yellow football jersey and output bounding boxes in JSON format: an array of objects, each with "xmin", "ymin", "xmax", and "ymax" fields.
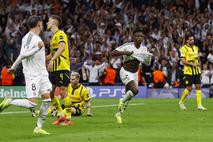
[
  {"xmin": 50, "ymin": 30, "xmax": 70, "ymax": 72},
  {"xmin": 68, "ymin": 84, "xmax": 90, "ymax": 111},
  {"xmin": 180, "ymin": 44, "xmax": 201, "ymax": 75}
]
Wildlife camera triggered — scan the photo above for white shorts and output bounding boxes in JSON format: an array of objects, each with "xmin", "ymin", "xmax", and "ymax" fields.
[
  {"xmin": 120, "ymin": 67, "xmax": 138, "ymax": 86},
  {"xmin": 25, "ymin": 75, "xmax": 52, "ymax": 98}
]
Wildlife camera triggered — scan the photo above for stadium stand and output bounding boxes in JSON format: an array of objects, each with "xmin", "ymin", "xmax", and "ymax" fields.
[{"xmin": 0, "ymin": 0, "xmax": 213, "ymax": 88}]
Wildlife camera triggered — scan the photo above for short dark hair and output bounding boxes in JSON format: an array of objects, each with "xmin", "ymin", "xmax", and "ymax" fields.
[
  {"xmin": 133, "ymin": 29, "xmax": 144, "ymax": 35},
  {"xmin": 27, "ymin": 15, "xmax": 42, "ymax": 28},
  {"xmin": 50, "ymin": 15, "xmax": 62, "ymax": 26},
  {"xmin": 185, "ymin": 34, "xmax": 193, "ymax": 41}
]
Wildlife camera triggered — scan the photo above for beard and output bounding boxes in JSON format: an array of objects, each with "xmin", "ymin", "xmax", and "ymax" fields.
[{"xmin": 189, "ymin": 42, "xmax": 194, "ymax": 46}]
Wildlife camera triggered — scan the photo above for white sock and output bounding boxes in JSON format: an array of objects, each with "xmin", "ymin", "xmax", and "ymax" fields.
[
  {"xmin": 10, "ymin": 99, "xmax": 37, "ymax": 108},
  {"xmin": 118, "ymin": 90, "xmax": 134, "ymax": 114},
  {"xmin": 122, "ymin": 90, "xmax": 134, "ymax": 103},
  {"xmin": 124, "ymin": 99, "xmax": 131, "ymax": 110},
  {"xmin": 36, "ymin": 98, "xmax": 51, "ymax": 129}
]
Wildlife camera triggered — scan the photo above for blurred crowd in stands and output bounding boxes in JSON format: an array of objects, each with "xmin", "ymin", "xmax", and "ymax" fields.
[{"xmin": 0, "ymin": 0, "xmax": 213, "ymax": 88}]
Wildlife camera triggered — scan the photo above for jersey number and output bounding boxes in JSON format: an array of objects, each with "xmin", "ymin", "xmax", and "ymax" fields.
[
  {"xmin": 32, "ymin": 83, "xmax": 36, "ymax": 91},
  {"xmin": 60, "ymin": 73, "xmax": 63, "ymax": 80}
]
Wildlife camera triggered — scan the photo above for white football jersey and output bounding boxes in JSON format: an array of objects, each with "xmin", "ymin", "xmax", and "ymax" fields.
[
  {"xmin": 21, "ymin": 31, "xmax": 48, "ymax": 77},
  {"xmin": 115, "ymin": 42, "xmax": 150, "ymax": 63}
]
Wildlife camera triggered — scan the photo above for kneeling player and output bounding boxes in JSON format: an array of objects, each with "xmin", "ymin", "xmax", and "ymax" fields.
[{"xmin": 49, "ymin": 72, "xmax": 93, "ymax": 116}]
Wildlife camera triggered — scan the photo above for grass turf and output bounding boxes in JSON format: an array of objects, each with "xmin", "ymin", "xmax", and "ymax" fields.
[{"xmin": 0, "ymin": 98, "xmax": 213, "ymax": 142}]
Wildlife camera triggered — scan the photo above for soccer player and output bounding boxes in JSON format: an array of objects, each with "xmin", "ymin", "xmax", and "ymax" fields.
[
  {"xmin": 179, "ymin": 34, "xmax": 206, "ymax": 110},
  {"xmin": 48, "ymin": 72, "xmax": 93, "ymax": 116},
  {"xmin": 46, "ymin": 15, "xmax": 72, "ymax": 125},
  {"xmin": 110, "ymin": 29, "xmax": 152, "ymax": 123},
  {"xmin": 68, "ymin": 72, "xmax": 93, "ymax": 116},
  {"xmin": 48, "ymin": 72, "xmax": 93, "ymax": 117},
  {"xmin": 0, "ymin": 15, "xmax": 52, "ymax": 135}
]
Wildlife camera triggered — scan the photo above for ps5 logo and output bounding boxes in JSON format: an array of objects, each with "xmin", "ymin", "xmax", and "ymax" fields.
[
  {"xmin": 86, "ymin": 87, "xmax": 126, "ymax": 98},
  {"xmin": 99, "ymin": 88, "xmax": 126, "ymax": 97}
]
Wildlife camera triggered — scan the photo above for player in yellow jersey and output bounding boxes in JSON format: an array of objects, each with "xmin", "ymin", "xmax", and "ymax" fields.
[
  {"xmin": 68, "ymin": 72, "xmax": 93, "ymax": 116},
  {"xmin": 46, "ymin": 15, "xmax": 72, "ymax": 125},
  {"xmin": 48, "ymin": 72, "xmax": 93, "ymax": 116},
  {"xmin": 179, "ymin": 34, "xmax": 206, "ymax": 110}
]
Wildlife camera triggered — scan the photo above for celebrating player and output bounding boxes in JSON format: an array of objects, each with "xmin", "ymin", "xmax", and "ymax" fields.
[{"xmin": 110, "ymin": 29, "xmax": 152, "ymax": 123}]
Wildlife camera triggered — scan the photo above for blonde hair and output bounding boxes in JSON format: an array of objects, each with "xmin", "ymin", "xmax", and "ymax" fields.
[
  {"xmin": 71, "ymin": 72, "xmax": 80, "ymax": 79},
  {"xmin": 50, "ymin": 15, "xmax": 62, "ymax": 26}
]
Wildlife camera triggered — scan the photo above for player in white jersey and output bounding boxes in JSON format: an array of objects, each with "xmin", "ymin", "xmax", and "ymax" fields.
[
  {"xmin": 0, "ymin": 15, "xmax": 52, "ymax": 135},
  {"xmin": 110, "ymin": 29, "xmax": 152, "ymax": 124}
]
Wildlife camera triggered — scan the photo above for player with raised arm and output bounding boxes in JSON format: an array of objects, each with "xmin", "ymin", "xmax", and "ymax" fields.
[
  {"xmin": 0, "ymin": 15, "xmax": 52, "ymax": 135},
  {"xmin": 110, "ymin": 29, "xmax": 152, "ymax": 123},
  {"xmin": 46, "ymin": 15, "xmax": 72, "ymax": 125}
]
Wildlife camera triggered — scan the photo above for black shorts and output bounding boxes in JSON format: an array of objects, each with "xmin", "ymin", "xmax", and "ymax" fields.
[
  {"xmin": 71, "ymin": 106, "xmax": 82, "ymax": 116},
  {"xmin": 49, "ymin": 70, "xmax": 70, "ymax": 87},
  {"xmin": 61, "ymin": 104, "xmax": 82, "ymax": 116},
  {"xmin": 183, "ymin": 74, "xmax": 201, "ymax": 86}
]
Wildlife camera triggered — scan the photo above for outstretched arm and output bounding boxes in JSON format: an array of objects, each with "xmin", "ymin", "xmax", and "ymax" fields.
[
  {"xmin": 9, "ymin": 55, "xmax": 22, "ymax": 73},
  {"xmin": 110, "ymin": 50, "xmax": 133, "ymax": 57},
  {"xmin": 9, "ymin": 41, "xmax": 43, "ymax": 71},
  {"xmin": 21, "ymin": 41, "xmax": 44, "ymax": 58}
]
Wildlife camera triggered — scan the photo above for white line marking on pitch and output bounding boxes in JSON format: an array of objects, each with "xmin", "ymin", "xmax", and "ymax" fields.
[
  {"xmin": 92, "ymin": 103, "xmax": 144, "ymax": 108},
  {"xmin": 0, "ymin": 103, "xmax": 145, "ymax": 115},
  {"xmin": 0, "ymin": 111, "xmax": 29, "ymax": 115}
]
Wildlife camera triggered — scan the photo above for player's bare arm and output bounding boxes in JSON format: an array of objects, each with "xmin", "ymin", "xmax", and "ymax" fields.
[
  {"xmin": 9, "ymin": 41, "xmax": 43, "ymax": 74},
  {"xmin": 48, "ymin": 42, "xmax": 65, "ymax": 71},
  {"xmin": 181, "ymin": 57, "xmax": 199, "ymax": 67},
  {"xmin": 38, "ymin": 41, "xmax": 44, "ymax": 49},
  {"xmin": 110, "ymin": 50, "xmax": 133, "ymax": 57},
  {"xmin": 46, "ymin": 54, "xmax": 52, "ymax": 62},
  {"xmin": 8, "ymin": 68, "xmax": 15, "ymax": 74},
  {"xmin": 85, "ymin": 100, "xmax": 93, "ymax": 116}
]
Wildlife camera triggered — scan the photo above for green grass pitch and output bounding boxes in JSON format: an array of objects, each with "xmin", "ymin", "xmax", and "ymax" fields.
[{"xmin": 0, "ymin": 98, "xmax": 213, "ymax": 142}]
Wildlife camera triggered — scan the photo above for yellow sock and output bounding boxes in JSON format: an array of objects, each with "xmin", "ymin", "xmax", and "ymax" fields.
[
  {"xmin": 180, "ymin": 89, "xmax": 190, "ymax": 104},
  {"xmin": 63, "ymin": 96, "xmax": 72, "ymax": 119},
  {"xmin": 196, "ymin": 90, "xmax": 202, "ymax": 107},
  {"xmin": 47, "ymin": 107, "xmax": 53, "ymax": 115},
  {"xmin": 52, "ymin": 96, "xmax": 63, "ymax": 115}
]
